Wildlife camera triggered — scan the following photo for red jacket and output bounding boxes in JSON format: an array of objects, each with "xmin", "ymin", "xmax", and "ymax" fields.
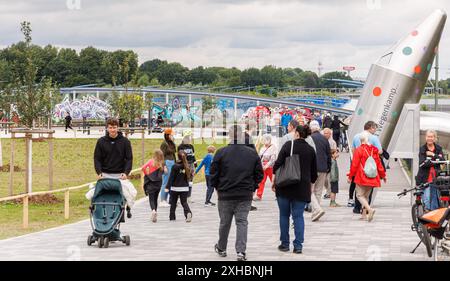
[{"xmin": 347, "ymin": 144, "xmax": 386, "ymax": 188}]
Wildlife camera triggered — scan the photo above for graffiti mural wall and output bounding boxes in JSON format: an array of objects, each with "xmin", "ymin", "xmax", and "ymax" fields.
[{"xmin": 54, "ymin": 96, "xmax": 111, "ymax": 120}]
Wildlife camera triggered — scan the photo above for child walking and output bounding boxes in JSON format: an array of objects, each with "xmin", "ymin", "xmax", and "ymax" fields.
[
  {"xmin": 141, "ymin": 149, "xmax": 166, "ymax": 222},
  {"xmin": 165, "ymin": 150, "xmax": 193, "ymax": 222},
  {"xmin": 329, "ymin": 149, "xmax": 341, "ymax": 207},
  {"xmin": 195, "ymin": 145, "xmax": 216, "ymax": 207}
]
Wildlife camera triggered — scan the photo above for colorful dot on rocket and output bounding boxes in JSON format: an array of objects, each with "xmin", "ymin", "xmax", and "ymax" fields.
[
  {"xmin": 357, "ymin": 108, "xmax": 363, "ymax": 115},
  {"xmin": 373, "ymin": 87, "xmax": 382, "ymax": 97},
  {"xmin": 414, "ymin": 65, "xmax": 422, "ymax": 74},
  {"xmin": 402, "ymin": 47, "xmax": 412, "ymax": 56},
  {"xmin": 427, "ymin": 64, "xmax": 432, "ymax": 72},
  {"xmin": 392, "ymin": 111, "xmax": 398, "ymax": 118},
  {"xmin": 411, "ymin": 30, "xmax": 419, "ymax": 36}
]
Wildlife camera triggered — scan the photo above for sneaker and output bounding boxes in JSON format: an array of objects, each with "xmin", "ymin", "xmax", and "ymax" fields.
[
  {"xmin": 278, "ymin": 245, "xmax": 289, "ymax": 252},
  {"xmin": 253, "ymin": 196, "xmax": 262, "ymax": 201},
  {"xmin": 311, "ymin": 210, "xmax": 325, "ymax": 222},
  {"xmin": 215, "ymin": 244, "xmax": 227, "ymax": 257},
  {"xmin": 329, "ymin": 201, "xmax": 341, "ymax": 208},
  {"xmin": 160, "ymin": 201, "xmax": 170, "ymax": 208},
  {"xmin": 368, "ymin": 209, "xmax": 376, "ymax": 222},
  {"xmin": 293, "ymin": 248, "xmax": 303, "ymax": 254},
  {"xmin": 126, "ymin": 207, "xmax": 132, "ymax": 219},
  {"xmin": 188, "ymin": 197, "xmax": 194, "ymax": 203},
  {"xmin": 353, "ymin": 208, "xmax": 361, "ymax": 214},
  {"xmin": 151, "ymin": 210, "xmax": 157, "ymax": 223},
  {"xmin": 250, "ymin": 205, "xmax": 257, "ymax": 211},
  {"xmin": 204, "ymin": 201, "xmax": 216, "ymax": 207},
  {"xmin": 186, "ymin": 212, "xmax": 192, "ymax": 223},
  {"xmin": 347, "ymin": 199, "xmax": 355, "ymax": 207},
  {"xmin": 237, "ymin": 252, "xmax": 247, "ymax": 261},
  {"xmin": 323, "ymin": 194, "xmax": 331, "ymax": 200},
  {"xmin": 305, "ymin": 204, "xmax": 312, "ymax": 213}
]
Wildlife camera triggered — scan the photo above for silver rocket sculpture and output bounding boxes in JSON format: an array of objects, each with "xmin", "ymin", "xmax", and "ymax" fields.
[{"xmin": 348, "ymin": 9, "xmax": 447, "ymax": 149}]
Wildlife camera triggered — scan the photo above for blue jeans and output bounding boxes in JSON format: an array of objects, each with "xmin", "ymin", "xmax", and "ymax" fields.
[
  {"xmin": 160, "ymin": 160, "xmax": 175, "ymax": 202},
  {"xmin": 205, "ymin": 175, "xmax": 214, "ymax": 203},
  {"xmin": 277, "ymin": 196, "xmax": 306, "ymax": 250},
  {"xmin": 423, "ymin": 184, "xmax": 440, "ymax": 211}
]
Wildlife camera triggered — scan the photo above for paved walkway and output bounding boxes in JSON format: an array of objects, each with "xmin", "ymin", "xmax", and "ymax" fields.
[{"xmin": 0, "ymin": 152, "xmax": 447, "ymax": 261}]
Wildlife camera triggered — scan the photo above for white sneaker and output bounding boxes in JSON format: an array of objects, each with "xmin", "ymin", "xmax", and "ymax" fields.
[
  {"xmin": 188, "ymin": 197, "xmax": 194, "ymax": 203},
  {"xmin": 347, "ymin": 199, "xmax": 355, "ymax": 207},
  {"xmin": 160, "ymin": 201, "xmax": 169, "ymax": 207},
  {"xmin": 186, "ymin": 212, "xmax": 192, "ymax": 223},
  {"xmin": 151, "ymin": 210, "xmax": 157, "ymax": 223},
  {"xmin": 312, "ymin": 210, "xmax": 325, "ymax": 222}
]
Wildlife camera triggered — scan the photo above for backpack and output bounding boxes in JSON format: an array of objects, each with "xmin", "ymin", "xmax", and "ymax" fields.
[{"xmin": 362, "ymin": 147, "xmax": 377, "ymax": 178}]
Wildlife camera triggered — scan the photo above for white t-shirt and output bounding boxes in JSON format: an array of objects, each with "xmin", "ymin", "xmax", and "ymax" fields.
[{"xmin": 328, "ymin": 137, "xmax": 337, "ymax": 151}]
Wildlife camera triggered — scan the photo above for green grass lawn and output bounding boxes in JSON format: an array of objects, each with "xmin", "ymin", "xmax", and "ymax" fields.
[{"xmin": 0, "ymin": 138, "xmax": 226, "ymax": 240}]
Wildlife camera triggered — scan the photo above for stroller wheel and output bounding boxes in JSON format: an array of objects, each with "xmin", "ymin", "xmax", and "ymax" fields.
[
  {"xmin": 87, "ymin": 235, "xmax": 94, "ymax": 246},
  {"xmin": 124, "ymin": 235, "xmax": 131, "ymax": 246},
  {"xmin": 98, "ymin": 236, "xmax": 104, "ymax": 248},
  {"xmin": 103, "ymin": 237, "xmax": 110, "ymax": 248}
]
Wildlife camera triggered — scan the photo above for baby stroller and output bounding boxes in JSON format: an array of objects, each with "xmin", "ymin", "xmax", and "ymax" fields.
[{"xmin": 87, "ymin": 178, "xmax": 131, "ymax": 248}]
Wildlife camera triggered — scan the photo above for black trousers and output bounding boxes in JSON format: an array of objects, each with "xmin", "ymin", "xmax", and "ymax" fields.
[
  {"xmin": 169, "ymin": 191, "xmax": 191, "ymax": 220},
  {"xmin": 333, "ymin": 131, "xmax": 340, "ymax": 147},
  {"xmin": 148, "ymin": 189, "xmax": 160, "ymax": 211}
]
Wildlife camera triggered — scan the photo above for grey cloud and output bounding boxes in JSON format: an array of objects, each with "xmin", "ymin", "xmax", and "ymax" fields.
[{"xmin": 0, "ymin": 0, "xmax": 449, "ymax": 78}]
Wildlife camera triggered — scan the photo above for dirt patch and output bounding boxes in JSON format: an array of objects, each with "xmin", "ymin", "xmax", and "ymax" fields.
[
  {"xmin": 0, "ymin": 165, "xmax": 23, "ymax": 172},
  {"xmin": 8, "ymin": 194, "xmax": 63, "ymax": 205},
  {"xmin": 32, "ymin": 138, "xmax": 47, "ymax": 143}
]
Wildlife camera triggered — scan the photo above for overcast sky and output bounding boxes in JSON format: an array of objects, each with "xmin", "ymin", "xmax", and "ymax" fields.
[{"xmin": 1, "ymin": 0, "xmax": 450, "ymax": 79}]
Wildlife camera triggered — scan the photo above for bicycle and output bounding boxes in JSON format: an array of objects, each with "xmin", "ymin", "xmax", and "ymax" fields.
[
  {"xmin": 399, "ymin": 159, "xmax": 450, "ymax": 260},
  {"xmin": 398, "ymin": 182, "xmax": 433, "ymax": 257}
]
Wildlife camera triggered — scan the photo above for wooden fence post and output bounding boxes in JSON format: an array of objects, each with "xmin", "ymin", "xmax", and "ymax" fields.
[
  {"xmin": 64, "ymin": 190, "xmax": 70, "ymax": 220},
  {"xmin": 141, "ymin": 129, "xmax": 145, "ymax": 166},
  {"xmin": 48, "ymin": 133, "xmax": 54, "ymax": 190},
  {"xmin": 23, "ymin": 195, "xmax": 29, "ymax": 229},
  {"xmin": 9, "ymin": 134, "xmax": 14, "ymax": 196}
]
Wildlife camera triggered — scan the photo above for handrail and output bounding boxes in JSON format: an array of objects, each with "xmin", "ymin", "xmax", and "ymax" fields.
[
  {"xmin": 0, "ymin": 167, "xmax": 141, "ymax": 203},
  {"xmin": 0, "ymin": 167, "xmax": 141, "ymax": 229}
]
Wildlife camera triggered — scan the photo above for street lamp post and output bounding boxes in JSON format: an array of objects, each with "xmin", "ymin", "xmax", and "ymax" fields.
[{"xmin": 434, "ymin": 49, "xmax": 439, "ymax": 111}]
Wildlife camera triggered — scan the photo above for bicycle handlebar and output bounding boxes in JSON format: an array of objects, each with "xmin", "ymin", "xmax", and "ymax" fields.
[
  {"xmin": 419, "ymin": 158, "xmax": 450, "ymax": 168},
  {"xmin": 397, "ymin": 182, "xmax": 430, "ymax": 198}
]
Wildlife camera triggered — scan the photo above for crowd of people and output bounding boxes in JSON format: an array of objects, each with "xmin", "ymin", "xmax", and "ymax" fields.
[{"xmin": 88, "ymin": 113, "xmax": 446, "ymax": 261}]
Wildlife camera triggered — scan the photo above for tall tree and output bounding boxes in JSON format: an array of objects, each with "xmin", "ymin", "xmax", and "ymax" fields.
[
  {"xmin": 240, "ymin": 68, "xmax": 262, "ymax": 87},
  {"xmin": 156, "ymin": 62, "xmax": 188, "ymax": 85},
  {"xmin": 9, "ymin": 21, "xmax": 60, "ymax": 128}
]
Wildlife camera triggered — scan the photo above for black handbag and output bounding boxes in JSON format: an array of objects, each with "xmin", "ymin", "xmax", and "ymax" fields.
[{"xmin": 275, "ymin": 140, "xmax": 301, "ymax": 188}]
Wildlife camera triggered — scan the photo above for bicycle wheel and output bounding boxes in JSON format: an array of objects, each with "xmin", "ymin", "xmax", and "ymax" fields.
[
  {"xmin": 420, "ymin": 223, "xmax": 433, "ymax": 258},
  {"xmin": 412, "ymin": 203, "xmax": 425, "ymax": 241}
]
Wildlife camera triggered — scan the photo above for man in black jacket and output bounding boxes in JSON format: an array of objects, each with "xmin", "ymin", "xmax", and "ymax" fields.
[
  {"xmin": 210, "ymin": 124, "xmax": 264, "ymax": 261},
  {"xmin": 309, "ymin": 120, "xmax": 331, "ymax": 222},
  {"xmin": 93, "ymin": 118, "xmax": 136, "ymax": 217}
]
